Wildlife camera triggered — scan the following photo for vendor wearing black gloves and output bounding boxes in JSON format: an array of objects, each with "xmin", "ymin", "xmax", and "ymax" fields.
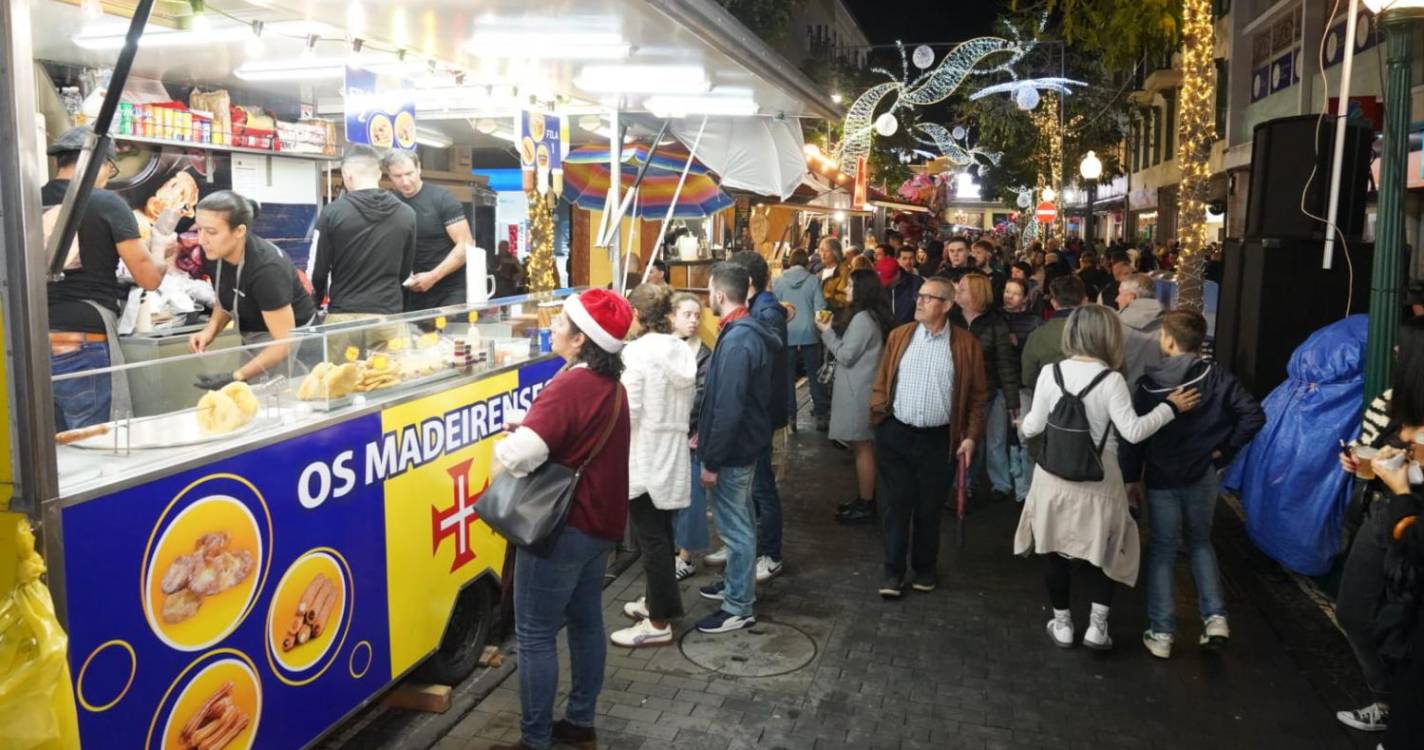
[
  {"xmin": 382, "ymin": 150, "xmax": 473, "ymax": 310},
  {"xmin": 188, "ymin": 190, "xmax": 316, "ymax": 386}
]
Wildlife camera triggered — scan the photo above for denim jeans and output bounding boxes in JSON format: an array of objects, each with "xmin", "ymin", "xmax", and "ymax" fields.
[
  {"xmin": 754, "ymin": 446, "xmax": 783, "ymax": 562},
  {"xmin": 1145, "ymin": 471, "xmax": 1227, "ymax": 634},
  {"xmin": 674, "ymin": 449, "xmax": 710, "ymax": 553},
  {"xmin": 514, "ymin": 526, "xmax": 615, "ymax": 750},
  {"xmin": 51, "ymin": 342, "xmax": 112, "ymax": 431},
  {"xmin": 707, "ymin": 463, "xmax": 757, "ymax": 616},
  {"xmin": 971, "ymin": 391, "xmax": 1013, "ymax": 494},
  {"xmin": 788, "ymin": 344, "xmax": 829, "ymax": 419},
  {"xmin": 1011, "ymin": 391, "xmax": 1034, "ymax": 501}
]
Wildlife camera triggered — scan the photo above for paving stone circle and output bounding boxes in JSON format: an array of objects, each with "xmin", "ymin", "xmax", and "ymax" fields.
[{"xmin": 678, "ymin": 620, "xmax": 818, "ymax": 677}]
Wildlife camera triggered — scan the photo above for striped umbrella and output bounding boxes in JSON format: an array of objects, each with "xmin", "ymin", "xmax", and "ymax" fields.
[{"xmin": 562, "ymin": 143, "xmax": 733, "ymax": 219}]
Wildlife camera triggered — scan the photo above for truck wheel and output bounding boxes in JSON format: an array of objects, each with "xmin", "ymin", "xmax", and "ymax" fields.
[{"xmin": 414, "ymin": 581, "xmax": 494, "ymax": 685}]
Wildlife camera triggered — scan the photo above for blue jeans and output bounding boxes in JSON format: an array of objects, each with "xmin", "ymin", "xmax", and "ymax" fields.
[
  {"xmin": 754, "ymin": 446, "xmax": 783, "ymax": 562},
  {"xmin": 972, "ymin": 391, "xmax": 1012, "ymax": 494},
  {"xmin": 513, "ymin": 526, "xmax": 615, "ymax": 750},
  {"xmin": 707, "ymin": 463, "xmax": 757, "ymax": 617},
  {"xmin": 51, "ymin": 342, "xmax": 112, "ymax": 431},
  {"xmin": 675, "ymin": 449, "xmax": 710, "ymax": 553},
  {"xmin": 788, "ymin": 344, "xmax": 829, "ymax": 419},
  {"xmin": 1145, "ymin": 472, "xmax": 1227, "ymax": 634},
  {"xmin": 1011, "ymin": 391, "xmax": 1034, "ymax": 501}
]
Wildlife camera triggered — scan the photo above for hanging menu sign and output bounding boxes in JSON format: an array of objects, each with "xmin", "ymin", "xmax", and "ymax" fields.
[
  {"xmin": 517, "ymin": 111, "xmax": 565, "ymax": 195},
  {"xmin": 344, "ymin": 67, "xmax": 416, "ymax": 151}
]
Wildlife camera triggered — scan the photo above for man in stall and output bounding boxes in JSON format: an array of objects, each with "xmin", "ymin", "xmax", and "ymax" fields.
[{"xmin": 382, "ymin": 150, "xmax": 474, "ymax": 311}]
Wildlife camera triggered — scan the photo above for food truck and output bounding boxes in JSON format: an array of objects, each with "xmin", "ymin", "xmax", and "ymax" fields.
[{"xmin": 0, "ymin": 0, "xmax": 834, "ymax": 747}]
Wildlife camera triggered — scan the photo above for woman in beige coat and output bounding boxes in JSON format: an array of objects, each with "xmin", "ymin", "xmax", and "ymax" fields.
[{"xmin": 1015, "ymin": 305, "xmax": 1199, "ymax": 651}]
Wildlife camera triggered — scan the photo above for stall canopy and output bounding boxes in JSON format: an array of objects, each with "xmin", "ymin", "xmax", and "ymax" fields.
[
  {"xmin": 668, "ymin": 116, "xmax": 806, "ymax": 201},
  {"xmin": 563, "ymin": 143, "xmax": 734, "ymax": 218}
]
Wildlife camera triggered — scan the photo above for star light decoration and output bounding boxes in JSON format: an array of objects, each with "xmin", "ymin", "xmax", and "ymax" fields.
[{"xmin": 1173, "ymin": 0, "xmax": 1216, "ymax": 313}]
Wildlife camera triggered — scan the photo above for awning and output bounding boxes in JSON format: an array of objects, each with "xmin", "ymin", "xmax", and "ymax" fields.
[
  {"xmin": 667, "ymin": 116, "xmax": 806, "ymax": 201},
  {"xmin": 872, "ymin": 199, "xmax": 932, "ymax": 214}
]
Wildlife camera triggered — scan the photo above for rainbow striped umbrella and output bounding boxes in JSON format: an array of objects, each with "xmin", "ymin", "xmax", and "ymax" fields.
[{"xmin": 562, "ymin": 143, "xmax": 733, "ymax": 219}]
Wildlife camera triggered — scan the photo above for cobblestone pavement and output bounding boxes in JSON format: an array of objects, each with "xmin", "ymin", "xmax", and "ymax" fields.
[{"xmin": 425, "ymin": 417, "xmax": 1375, "ymax": 750}]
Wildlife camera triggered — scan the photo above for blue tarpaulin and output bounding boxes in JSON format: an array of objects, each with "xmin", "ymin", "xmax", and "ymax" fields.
[{"xmin": 1223, "ymin": 315, "xmax": 1368, "ymax": 576}]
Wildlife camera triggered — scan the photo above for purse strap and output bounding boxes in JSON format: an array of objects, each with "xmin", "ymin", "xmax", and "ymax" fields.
[{"xmin": 576, "ymin": 388, "xmax": 623, "ymax": 474}]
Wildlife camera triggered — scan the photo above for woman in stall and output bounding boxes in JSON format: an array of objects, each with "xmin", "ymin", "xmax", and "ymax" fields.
[{"xmin": 187, "ymin": 190, "xmax": 317, "ymax": 385}]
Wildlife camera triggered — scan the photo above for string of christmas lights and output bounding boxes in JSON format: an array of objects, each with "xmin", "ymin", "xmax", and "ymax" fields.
[
  {"xmin": 1030, "ymin": 92, "xmax": 1064, "ymax": 235},
  {"xmin": 1174, "ymin": 0, "xmax": 1216, "ymax": 312},
  {"xmin": 916, "ymin": 123, "xmax": 1003, "ymax": 169},
  {"xmin": 525, "ymin": 192, "xmax": 559, "ymax": 293}
]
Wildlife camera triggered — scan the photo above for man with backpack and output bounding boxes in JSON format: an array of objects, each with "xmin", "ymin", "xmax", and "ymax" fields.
[{"xmin": 1121, "ymin": 310, "xmax": 1265, "ymax": 659}]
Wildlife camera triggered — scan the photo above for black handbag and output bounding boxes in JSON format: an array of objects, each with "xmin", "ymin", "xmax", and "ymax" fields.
[{"xmin": 475, "ymin": 392, "xmax": 621, "ymax": 548}]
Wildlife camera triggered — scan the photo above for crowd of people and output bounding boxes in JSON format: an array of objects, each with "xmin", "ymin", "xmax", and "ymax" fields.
[{"xmin": 483, "ymin": 229, "xmax": 1421, "ymax": 750}]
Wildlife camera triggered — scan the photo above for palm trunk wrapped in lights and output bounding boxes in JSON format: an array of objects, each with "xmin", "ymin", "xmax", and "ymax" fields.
[
  {"xmin": 1029, "ymin": 93, "xmax": 1064, "ymax": 237},
  {"xmin": 525, "ymin": 191, "xmax": 560, "ymax": 293},
  {"xmin": 1173, "ymin": 0, "xmax": 1215, "ymax": 312}
]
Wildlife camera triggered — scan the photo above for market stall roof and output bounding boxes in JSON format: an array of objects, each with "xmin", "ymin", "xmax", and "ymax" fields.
[{"xmin": 32, "ymin": 0, "xmax": 838, "ymax": 148}]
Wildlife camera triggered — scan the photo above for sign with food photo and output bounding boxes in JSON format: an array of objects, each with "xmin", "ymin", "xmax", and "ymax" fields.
[
  {"xmin": 517, "ymin": 110, "xmax": 565, "ymax": 195},
  {"xmin": 344, "ymin": 66, "xmax": 417, "ymax": 151}
]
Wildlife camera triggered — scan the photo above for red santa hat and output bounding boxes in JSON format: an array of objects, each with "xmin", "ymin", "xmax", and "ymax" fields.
[{"xmin": 563, "ymin": 289, "xmax": 633, "ymax": 353}]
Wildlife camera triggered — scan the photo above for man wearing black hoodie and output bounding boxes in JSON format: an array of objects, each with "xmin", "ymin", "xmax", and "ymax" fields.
[
  {"xmin": 695, "ymin": 263, "xmax": 781, "ymax": 635},
  {"xmin": 1121, "ymin": 310, "xmax": 1265, "ymax": 660},
  {"xmin": 731, "ymin": 251, "xmax": 789, "ymax": 583},
  {"xmin": 311, "ymin": 146, "xmax": 416, "ymax": 340}
]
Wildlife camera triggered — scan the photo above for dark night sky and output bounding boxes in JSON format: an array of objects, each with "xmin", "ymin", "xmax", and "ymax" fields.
[{"xmin": 844, "ymin": 0, "xmax": 1008, "ymax": 46}]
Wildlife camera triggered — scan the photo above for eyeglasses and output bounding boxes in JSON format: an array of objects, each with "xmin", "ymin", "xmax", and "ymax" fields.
[
  {"xmin": 104, "ymin": 161, "xmax": 120, "ymax": 179},
  {"xmin": 915, "ymin": 293, "xmax": 949, "ymax": 303}
]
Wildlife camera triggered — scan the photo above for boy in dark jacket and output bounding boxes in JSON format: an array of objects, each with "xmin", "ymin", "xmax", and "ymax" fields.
[
  {"xmin": 1122, "ymin": 310, "xmax": 1266, "ymax": 660},
  {"xmin": 696, "ymin": 262, "xmax": 781, "ymax": 635}
]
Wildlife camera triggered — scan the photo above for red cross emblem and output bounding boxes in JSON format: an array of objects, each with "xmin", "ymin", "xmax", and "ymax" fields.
[{"xmin": 432, "ymin": 459, "xmax": 487, "ymax": 573}]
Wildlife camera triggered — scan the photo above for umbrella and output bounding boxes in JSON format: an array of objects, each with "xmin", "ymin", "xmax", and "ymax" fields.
[
  {"xmin": 668, "ymin": 116, "xmax": 806, "ymax": 201},
  {"xmin": 956, "ymin": 450, "xmax": 970, "ymax": 548},
  {"xmin": 561, "ymin": 143, "xmax": 733, "ymax": 219}
]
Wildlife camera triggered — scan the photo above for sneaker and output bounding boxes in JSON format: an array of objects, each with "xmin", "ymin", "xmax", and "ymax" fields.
[
  {"xmin": 836, "ymin": 495, "xmax": 860, "ymax": 513},
  {"xmin": 1142, "ymin": 630, "xmax": 1174, "ymax": 659},
  {"xmin": 610, "ymin": 618, "xmax": 673, "ymax": 648},
  {"xmin": 1199, "ymin": 615, "xmax": 1230, "ymax": 649},
  {"xmin": 911, "ymin": 571, "xmax": 938, "ymax": 592},
  {"xmin": 695, "ymin": 609, "xmax": 756, "ymax": 634},
  {"xmin": 698, "ymin": 581, "xmax": 726, "ymax": 601},
  {"xmin": 623, "ymin": 597, "xmax": 649, "ymax": 621},
  {"xmin": 1336, "ymin": 702, "xmax": 1389, "ymax": 732},
  {"xmin": 1046, "ymin": 613, "xmax": 1074, "ymax": 648},
  {"xmin": 1083, "ymin": 616, "xmax": 1113, "ymax": 651},
  {"xmin": 816, "ymin": 416, "xmax": 830, "ymax": 432},
  {"xmin": 703, "ymin": 547, "xmax": 729, "ymax": 566},
  {"xmin": 755, "ymin": 556, "xmax": 784, "ymax": 583},
  {"xmin": 552, "ymin": 719, "xmax": 596, "ymax": 750},
  {"xmin": 878, "ymin": 576, "xmax": 905, "ymax": 599},
  {"xmin": 675, "ymin": 557, "xmax": 696, "ymax": 581},
  {"xmin": 835, "ymin": 499, "xmax": 876, "ymax": 525}
]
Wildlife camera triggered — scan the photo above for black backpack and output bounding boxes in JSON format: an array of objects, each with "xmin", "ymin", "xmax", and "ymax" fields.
[{"xmin": 1040, "ymin": 363, "xmax": 1115, "ymax": 482}]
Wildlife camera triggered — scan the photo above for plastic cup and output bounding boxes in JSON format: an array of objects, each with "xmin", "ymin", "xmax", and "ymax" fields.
[
  {"xmin": 1376, "ymin": 449, "xmax": 1407, "ymax": 474},
  {"xmin": 1353, "ymin": 446, "xmax": 1379, "ymax": 480}
]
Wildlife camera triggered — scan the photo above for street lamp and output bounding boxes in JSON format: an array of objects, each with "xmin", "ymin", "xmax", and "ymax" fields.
[
  {"xmin": 1079, "ymin": 150, "xmax": 1103, "ymax": 248},
  {"xmin": 1361, "ymin": 0, "xmax": 1424, "ymax": 400}
]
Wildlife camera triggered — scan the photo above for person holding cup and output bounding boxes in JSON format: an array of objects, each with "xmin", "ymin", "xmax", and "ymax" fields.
[{"xmin": 1333, "ymin": 317, "xmax": 1424, "ymax": 736}]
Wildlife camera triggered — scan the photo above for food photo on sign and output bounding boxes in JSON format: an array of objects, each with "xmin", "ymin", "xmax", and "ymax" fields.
[
  {"xmin": 344, "ymin": 66, "xmax": 416, "ymax": 151},
  {"xmin": 517, "ymin": 110, "xmax": 565, "ymax": 194}
]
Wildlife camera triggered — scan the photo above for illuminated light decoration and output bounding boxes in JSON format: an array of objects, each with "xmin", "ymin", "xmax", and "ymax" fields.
[
  {"xmin": 912, "ymin": 45, "xmax": 936, "ymax": 69},
  {"xmin": 1015, "ymin": 87, "xmax": 1041, "ymax": 111},
  {"xmin": 1016, "ymin": 190, "xmax": 1033, "ymax": 209},
  {"xmin": 1174, "ymin": 0, "xmax": 1216, "ymax": 312},
  {"xmin": 525, "ymin": 192, "xmax": 559, "ymax": 292},
  {"xmin": 832, "ymin": 81, "xmax": 900, "ymax": 177},
  {"xmin": 969, "ymin": 76, "xmax": 1087, "ymax": 102},
  {"xmin": 874, "ymin": 113, "xmax": 899, "ymax": 136},
  {"xmin": 951, "ymin": 125, "xmax": 967, "ymax": 140},
  {"xmin": 1028, "ymin": 92, "xmax": 1064, "ymax": 233},
  {"xmin": 916, "ymin": 123, "xmax": 1002, "ymax": 170}
]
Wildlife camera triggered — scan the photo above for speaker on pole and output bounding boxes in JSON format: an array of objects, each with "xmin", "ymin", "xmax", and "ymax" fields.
[{"xmin": 1244, "ymin": 115, "xmax": 1373, "ymax": 241}]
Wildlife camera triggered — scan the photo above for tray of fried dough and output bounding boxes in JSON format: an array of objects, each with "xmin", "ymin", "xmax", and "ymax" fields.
[{"xmin": 59, "ymin": 381, "xmax": 264, "ymax": 450}]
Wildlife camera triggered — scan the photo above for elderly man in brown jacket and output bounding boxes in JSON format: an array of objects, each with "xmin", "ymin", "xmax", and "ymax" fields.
[{"xmin": 869, "ymin": 275, "xmax": 988, "ymax": 598}]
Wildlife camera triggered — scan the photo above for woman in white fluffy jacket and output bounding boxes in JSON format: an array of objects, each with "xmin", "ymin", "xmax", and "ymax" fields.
[{"xmin": 612, "ymin": 283, "xmax": 699, "ymax": 648}]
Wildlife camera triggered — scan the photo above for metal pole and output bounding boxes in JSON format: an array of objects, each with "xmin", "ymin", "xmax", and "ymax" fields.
[
  {"xmin": 1323, "ymin": 0, "xmax": 1361, "ymax": 270},
  {"xmin": 643, "ymin": 116, "xmax": 710, "ymax": 284},
  {"xmin": 1363, "ymin": 11, "xmax": 1421, "ymax": 402},
  {"xmin": 608, "ymin": 106, "xmax": 621, "ymax": 288},
  {"xmin": 598, "ymin": 120, "xmax": 670, "ymax": 248},
  {"xmin": 0, "ymin": 0, "xmax": 59, "ymax": 520}
]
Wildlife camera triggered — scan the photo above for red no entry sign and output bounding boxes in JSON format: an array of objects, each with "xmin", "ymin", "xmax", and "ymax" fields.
[{"xmin": 1035, "ymin": 201, "xmax": 1058, "ymax": 224}]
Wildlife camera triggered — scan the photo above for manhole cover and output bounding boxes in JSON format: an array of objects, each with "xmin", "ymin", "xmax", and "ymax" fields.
[{"xmin": 679, "ymin": 621, "xmax": 818, "ymax": 677}]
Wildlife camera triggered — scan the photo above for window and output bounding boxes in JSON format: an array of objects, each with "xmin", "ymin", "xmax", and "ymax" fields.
[
  {"xmin": 1152, "ymin": 106, "xmax": 1163, "ymax": 166},
  {"xmin": 1165, "ymin": 90, "xmax": 1177, "ymax": 159},
  {"xmin": 1130, "ymin": 120, "xmax": 1140, "ymax": 173},
  {"xmin": 1214, "ymin": 58, "xmax": 1228, "ymax": 139}
]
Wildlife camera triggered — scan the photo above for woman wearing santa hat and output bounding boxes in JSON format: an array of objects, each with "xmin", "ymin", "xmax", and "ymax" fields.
[{"xmin": 492, "ymin": 288, "xmax": 633, "ymax": 750}]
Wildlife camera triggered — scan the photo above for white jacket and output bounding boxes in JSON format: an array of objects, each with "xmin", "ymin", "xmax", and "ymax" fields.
[{"xmin": 622, "ymin": 332, "xmax": 698, "ymax": 509}]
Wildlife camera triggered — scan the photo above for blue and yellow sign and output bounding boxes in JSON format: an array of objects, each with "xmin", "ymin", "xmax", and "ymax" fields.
[{"xmin": 60, "ymin": 358, "xmax": 561, "ymax": 749}]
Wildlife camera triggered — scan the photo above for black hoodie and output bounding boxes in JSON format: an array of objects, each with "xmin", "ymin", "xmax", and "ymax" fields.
[
  {"xmin": 697, "ymin": 313, "xmax": 783, "ymax": 472},
  {"xmin": 1120, "ymin": 354, "xmax": 1266, "ymax": 489},
  {"xmin": 311, "ymin": 189, "xmax": 417, "ymax": 314}
]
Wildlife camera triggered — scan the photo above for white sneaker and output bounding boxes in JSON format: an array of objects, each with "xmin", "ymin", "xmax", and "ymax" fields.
[
  {"xmin": 1199, "ymin": 615, "xmax": 1230, "ymax": 649},
  {"xmin": 755, "ymin": 556, "xmax": 783, "ymax": 583},
  {"xmin": 675, "ymin": 557, "xmax": 695, "ymax": 581},
  {"xmin": 1142, "ymin": 630, "xmax": 1174, "ymax": 659},
  {"xmin": 703, "ymin": 547, "xmax": 729, "ymax": 566},
  {"xmin": 1046, "ymin": 612, "xmax": 1074, "ymax": 648},
  {"xmin": 610, "ymin": 618, "xmax": 672, "ymax": 648},
  {"xmin": 1083, "ymin": 616, "xmax": 1113, "ymax": 651},
  {"xmin": 622, "ymin": 597, "xmax": 649, "ymax": 621},
  {"xmin": 1337, "ymin": 702, "xmax": 1389, "ymax": 732}
]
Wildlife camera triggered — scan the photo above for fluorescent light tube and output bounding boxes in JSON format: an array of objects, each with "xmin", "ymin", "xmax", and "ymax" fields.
[
  {"xmin": 574, "ymin": 65, "xmax": 709, "ymax": 94},
  {"xmin": 644, "ymin": 95, "xmax": 758, "ymax": 118}
]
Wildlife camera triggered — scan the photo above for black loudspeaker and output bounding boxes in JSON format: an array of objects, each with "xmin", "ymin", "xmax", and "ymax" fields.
[
  {"xmin": 1215, "ymin": 238, "xmax": 1372, "ymax": 400},
  {"xmin": 1245, "ymin": 115, "xmax": 1373, "ymax": 241}
]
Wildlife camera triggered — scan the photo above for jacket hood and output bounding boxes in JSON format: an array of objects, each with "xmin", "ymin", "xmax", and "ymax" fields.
[
  {"xmin": 627, "ymin": 332, "xmax": 697, "ymax": 388},
  {"xmin": 1139, "ymin": 354, "xmax": 1214, "ymax": 394},
  {"xmin": 344, "ymin": 188, "xmax": 406, "ymax": 221},
  {"xmin": 750, "ymin": 290, "xmax": 787, "ymax": 321},
  {"xmin": 1119, "ymin": 297, "xmax": 1164, "ymax": 330},
  {"xmin": 725, "ymin": 313, "xmax": 783, "ymax": 353},
  {"xmin": 782, "ymin": 266, "xmax": 815, "ymax": 287}
]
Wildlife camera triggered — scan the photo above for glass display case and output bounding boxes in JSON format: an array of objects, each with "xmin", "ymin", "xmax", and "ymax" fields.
[{"xmin": 55, "ymin": 289, "xmax": 579, "ymax": 498}]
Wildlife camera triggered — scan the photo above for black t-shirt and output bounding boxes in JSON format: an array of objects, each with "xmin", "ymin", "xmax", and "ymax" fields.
[
  {"xmin": 43, "ymin": 180, "xmax": 142, "ymax": 333},
  {"xmin": 203, "ymin": 234, "xmax": 317, "ymax": 334},
  {"xmin": 398, "ymin": 184, "xmax": 466, "ymax": 298}
]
